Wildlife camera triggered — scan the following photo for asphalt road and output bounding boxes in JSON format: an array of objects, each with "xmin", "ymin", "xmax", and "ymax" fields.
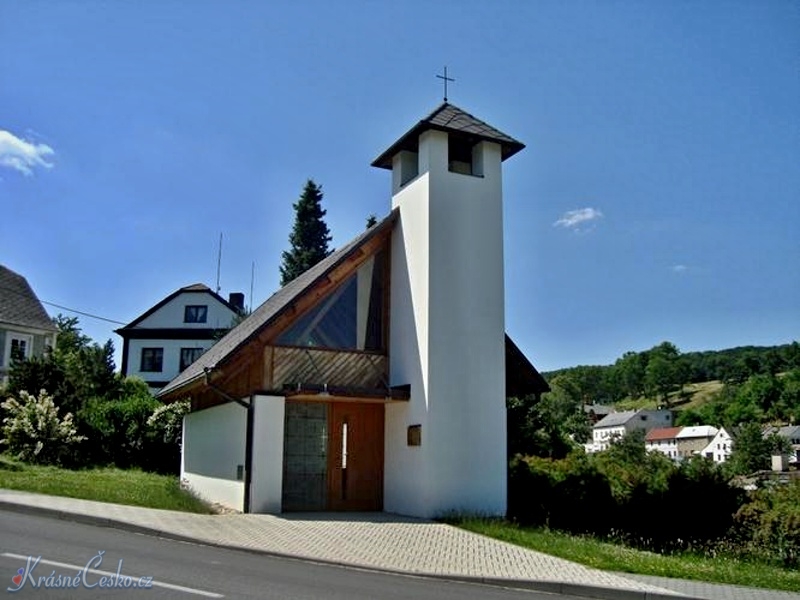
[{"xmin": 0, "ymin": 510, "xmax": 588, "ymax": 599}]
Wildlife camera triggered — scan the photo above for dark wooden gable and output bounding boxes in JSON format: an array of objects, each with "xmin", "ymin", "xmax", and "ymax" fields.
[{"xmin": 159, "ymin": 213, "xmax": 398, "ymax": 409}]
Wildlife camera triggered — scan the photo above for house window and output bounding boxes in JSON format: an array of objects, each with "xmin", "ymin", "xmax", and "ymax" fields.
[
  {"xmin": 180, "ymin": 347, "xmax": 205, "ymax": 372},
  {"xmin": 140, "ymin": 348, "xmax": 163, "ymax": 372},
  {"xmin": 10, "ymin": 337, "xmax": 29, "ymax": 361},
  {"xmin": 5, "ymin": 333, "xmax": 33, "ymax": 366},
  {"xmin": 184, "ymin": 305, "xmax": 208, "ymax": 323}
]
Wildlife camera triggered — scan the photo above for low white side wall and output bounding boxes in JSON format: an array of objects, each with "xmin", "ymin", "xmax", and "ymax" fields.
[
  {"xmin": 181, "ymin": 401, "xmax": 247, "ymax": 511},
  {"xmin": 250, "ymin": 395, "xmax": 285, "ymax": 513}
]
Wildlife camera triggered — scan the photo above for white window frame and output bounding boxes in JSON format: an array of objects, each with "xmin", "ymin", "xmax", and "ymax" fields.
[{"xmin": 5, "ymin": 332, "xmax": 33, "ymax": 366}]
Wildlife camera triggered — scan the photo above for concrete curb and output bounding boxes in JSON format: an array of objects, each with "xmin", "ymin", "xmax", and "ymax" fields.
[{"xmin": 0, "ymin": 500, "xmax": 698, "ymax": 600}]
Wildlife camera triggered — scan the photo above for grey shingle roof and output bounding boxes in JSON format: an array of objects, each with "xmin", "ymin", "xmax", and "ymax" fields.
[
  {"xmin": 158, "ymin": 211, "xmax": 399, "ymax": 397},
  {"xmin": 371, "ymin": 102, "xmax": 525, "ymax": 169},
  {"xmin": 0, "ymin": 265, "xmax": 57, "ymax": 332},
  {"xmin": 594, "ymin": 410, "xmax": 638, "ymax": 428}
]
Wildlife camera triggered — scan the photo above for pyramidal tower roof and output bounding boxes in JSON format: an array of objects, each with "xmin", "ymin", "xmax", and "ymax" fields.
[{"xmin": 371, "ymin": 102, "xmax": 525, "ymax": 169}]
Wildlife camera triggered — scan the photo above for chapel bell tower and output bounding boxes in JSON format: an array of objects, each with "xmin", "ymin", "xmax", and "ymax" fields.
[{"xmin": 372, "ymin": 102, "xmax": 525, "ymax": 518}]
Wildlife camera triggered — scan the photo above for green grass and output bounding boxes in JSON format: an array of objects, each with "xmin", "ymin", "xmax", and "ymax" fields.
[
  {"xmin": 452, "ymin": 518, "xmax": 800, "ymax": 593},
  {"xmin": 613, "ymin": 380, "xmax": 725, "ymax": 413},
  {"xmin": 0, "ymin": 455, "xmax": 212, "ymax": 514},
  {"xmin": 679, "ymin": 380, "xmax": 724, "ymax": 411}
]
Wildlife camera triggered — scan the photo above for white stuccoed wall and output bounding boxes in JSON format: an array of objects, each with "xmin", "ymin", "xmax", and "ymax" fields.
[
  {"xmin": 126, "ymin": 338, "xmax": 216, "ymax": 383},
  {"xmin": 249, "ymin": 395, "xmax": 285, "ymax": 513},
  {"xmin": 386, "ymin": 130, "xmax": 507, "ymax": 518},
  {"xmin": 386, "ymin": 174, "xmax": 432, "ymax": 516},
  {"xmin": 182, "ymin": 401, "xmax": 247, "ymax": 511}
]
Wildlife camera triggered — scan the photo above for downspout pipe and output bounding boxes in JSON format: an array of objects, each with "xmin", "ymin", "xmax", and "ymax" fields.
[
  {"xmin": 203, "ymin": 368, "xmax": 254, "ymax": 513},
  {"xmin": 244, "ymin": 395, "xmax": 255, "ymax": 514}
]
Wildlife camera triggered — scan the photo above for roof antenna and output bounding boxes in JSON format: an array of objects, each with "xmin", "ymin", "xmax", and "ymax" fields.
[
  {"xmin": 215, "ymin": 232, "xmax": 223, "ymax": 294},
  {"xmin": 436, "ymin": 66, "xmax": 455, "ymax": 102},
  {"xmin": 249, "ymin": 261, "xmax": 255, "ymax": 312}
]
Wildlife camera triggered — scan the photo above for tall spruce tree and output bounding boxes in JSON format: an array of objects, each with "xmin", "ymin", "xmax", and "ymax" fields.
[{"xmin": 279, "ymin": 179, "xmax": 333, "ymax": 285}]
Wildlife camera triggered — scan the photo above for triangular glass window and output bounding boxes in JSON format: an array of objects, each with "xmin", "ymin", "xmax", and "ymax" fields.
[{"xmin": 276, "ymin": 250, "xmax": 386, "ymax": 352}]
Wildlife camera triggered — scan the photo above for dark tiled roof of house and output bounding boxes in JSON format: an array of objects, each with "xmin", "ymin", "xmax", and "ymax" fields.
[
  {"xmin": 764, "ymin": 425, "xmax": 800, "ymax": 441},
  {"xmin": 0, "ymin": 265, "xmax": 57, "ymax": 331},
  {"xmin": 159, "ymin": 211, "xmax": 399, "ymax": 396},
  {"xmin": 584, "ymin": 404, "xmax": 614, "ymax": 416},
  {"xmin": 594, "ymin": 410, "xmax": 637, "ymax": 428},
  {"xmin": 372, "ymin": 102, "xmax": 525, "ymax": 169},
  {"xmin": 180, "ymin": 283, "xmax": 212, "ymax": 292}
]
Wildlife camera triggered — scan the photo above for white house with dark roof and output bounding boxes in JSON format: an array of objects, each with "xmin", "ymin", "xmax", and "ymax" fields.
[
  {"xmin": 116, "ymin": 284, "xmax": 243, "ymax": 391},
  {"xmin": 0, "ymin": 265, "xmax": 58, "ymax": 386},
  {"xmin": 159, "ymin": 102, "xmax": 549, "ymax": 517},
  {"xmin": 585, "ymin": 409, "xmax": 674, "ymax": 453}
]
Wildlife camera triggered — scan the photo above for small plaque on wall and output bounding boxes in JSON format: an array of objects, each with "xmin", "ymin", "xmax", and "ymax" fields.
[{"xmin": 407, "ymin": 424, "xmax": 422, "ymax": 446}]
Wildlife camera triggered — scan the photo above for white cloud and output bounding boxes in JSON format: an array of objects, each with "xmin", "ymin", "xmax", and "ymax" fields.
[
  {"xmin": 671, "ymin": 264, "xmax": 688, "ymax": 273},
  {"xmin": 0, "ymin": 129, "xmax": 55, "ymax": 176},
  {"xmin": 554, "ymin": 207, "xmax": 604, "ymax": 230}
]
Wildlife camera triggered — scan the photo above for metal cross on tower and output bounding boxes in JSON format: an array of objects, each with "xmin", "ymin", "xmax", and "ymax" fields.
[{"xmin": 436, "ymin": 66, "xmax": 455, "ymax": 102}]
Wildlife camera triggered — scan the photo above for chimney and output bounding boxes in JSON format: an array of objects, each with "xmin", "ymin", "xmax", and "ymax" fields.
[{"xmin": 228, "ymin": 292, "xmax": 245, "ymax": 313}]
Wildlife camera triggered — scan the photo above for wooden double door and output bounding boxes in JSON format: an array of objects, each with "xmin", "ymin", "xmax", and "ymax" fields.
[{"xmin": 282, "ymin": 401, "xmax": 384, "ymax": 512}]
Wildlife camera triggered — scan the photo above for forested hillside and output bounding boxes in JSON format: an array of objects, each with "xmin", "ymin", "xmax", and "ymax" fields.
[{"xmin": 540, "ymin": 341, "xmax": 800, "ymax": 427}]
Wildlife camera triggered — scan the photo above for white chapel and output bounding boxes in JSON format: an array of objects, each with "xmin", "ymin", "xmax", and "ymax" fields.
[{"xmin": 160, "ymin": 102, "xmax": 548, "ymax": 518}]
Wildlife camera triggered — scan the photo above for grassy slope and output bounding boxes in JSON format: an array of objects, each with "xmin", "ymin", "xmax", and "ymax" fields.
[
  {"xmin": 0, "ymin": 455, "xmax": 211, "ymax": 514},
  {"xmin": 614, "ymin": 380, "xmax": 724, "ymax": 413},
  {"xmin": 455, "ymin": 519, "xmax": 800, "ymax": 593}
]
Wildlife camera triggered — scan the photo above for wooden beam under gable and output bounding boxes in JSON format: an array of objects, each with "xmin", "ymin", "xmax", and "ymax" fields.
[{"xmin": 263, "ymin": 345, "xmax": 274, "ymax": 390}]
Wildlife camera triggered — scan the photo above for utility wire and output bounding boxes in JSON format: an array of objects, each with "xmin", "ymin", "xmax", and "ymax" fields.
[
  {"xmin": 39, "ymin": 300, "xmax": 126, "ymax": 325},
  {"xmin": 0, "ymin": 283, "xmax": 127, "ymax": 325}
]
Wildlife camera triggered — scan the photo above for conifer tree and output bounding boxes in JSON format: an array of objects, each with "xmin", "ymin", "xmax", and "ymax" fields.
[{"xmin": 279, "ymin": 179, "xmax": 332, "ymax": 285}]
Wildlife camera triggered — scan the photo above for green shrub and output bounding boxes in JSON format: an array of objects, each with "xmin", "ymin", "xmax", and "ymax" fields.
[
  {"xmin": 508, "ymin": 452, "xmax": 614, "ymax": 534},
  {"xmin": 77, "ymin": 380, "xmax": 188, "ymax": 474},
  {"xmin": 146, "ymin": 400, "xmax": 190, "ymax": 474},
  {"xmin": 78, "ymin": 378, "xmax": 160, "ymax": 469},
  {"xmin": 508, "ymin": 436, "xmax": 744, "ymax": 552},
  {"xmin": 1, "ymin": 389, "xmax": 86, "ymax": 466},
  {"xmin": 734, "ymin": 480, "xmax": 800, "ymax": 567}
]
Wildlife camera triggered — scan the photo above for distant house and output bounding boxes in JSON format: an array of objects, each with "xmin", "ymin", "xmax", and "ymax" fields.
[
  {"xmin": 116, "ymin": 284, "xmax": 243, "ymax": 392},
  {"xmin": 676, "ymin": 425, "xmax": 719, "ymax": 460},
  {"xmin": 645, "ymin": 427, "xmax": 682, "ymax": 460},
  {"xmin": 763, "ymin": 425, "xmax": 800, "ymax": 465},
  {"xmin": 699, "ymin": 427, "xmax": 733, "ymax": 464},
  {"xmin": 585, "ymin": 409, "xmax": 673, "ymax": 453},
  {"xmin": 0, "ymin": 265, "xmax": 59, "ymax": 386},
  {"xmin": 583, "ymin": 403, "xmax": 613, "ymax": 424}
]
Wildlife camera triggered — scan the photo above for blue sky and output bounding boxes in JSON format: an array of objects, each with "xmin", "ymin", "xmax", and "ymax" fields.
[{"xmin": 1, "ymin": 1, "xmax": 798, "ymax": 372}]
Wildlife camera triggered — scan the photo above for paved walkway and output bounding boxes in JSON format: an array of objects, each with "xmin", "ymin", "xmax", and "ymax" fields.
[{"xmin": 0, "ymin": 489, "xmax": 796, "ymax": 600}]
